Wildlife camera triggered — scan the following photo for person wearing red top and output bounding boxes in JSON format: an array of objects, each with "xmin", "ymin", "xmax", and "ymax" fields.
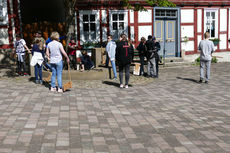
[{"xmin": 68, "ymin": 39, "xmax": 77, "ymax": 70}]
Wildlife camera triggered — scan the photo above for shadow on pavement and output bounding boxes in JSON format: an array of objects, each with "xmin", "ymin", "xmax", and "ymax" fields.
[
  {"xmin": 176, "ymin": 77, "xmax": 199, "ymax": 83},
  {"xmin": 102, "ymin": 81, "xmax": 120, "ymax": 88},
  {"xmin": 102, "ymin": 81, "xmax": 133, "ymax": 88},
  {"xmin": 0, "ymin": 65, "xmax": 18, "ymax": 78},
  {"xmin": 28, "ymin": 77, "xmax": 50, "ymax": 88}
]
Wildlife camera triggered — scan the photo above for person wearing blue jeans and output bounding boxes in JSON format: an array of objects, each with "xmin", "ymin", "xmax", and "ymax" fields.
[
  {"xmin": 34, "ymin": 64, "xmax": 43, "ymax": 84},
  {"xmin": 110, "ymin": 60, "xmax": 117, "ymax": 79},
  {"xmin": 106, "ymin": 35, "xmax": 117, "ymax": 79},
  {"xmin": 46, "ymin": 31, "xmax": 69, "ymax": 93},
  {"xmin": 50, "ymin": 61, "xmax": 63, "ymax": 89}
]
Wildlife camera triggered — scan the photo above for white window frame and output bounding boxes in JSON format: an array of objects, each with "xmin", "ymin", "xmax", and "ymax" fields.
[
  {"xmin": 79, "ymin": 10, "xmax": 100, "ymax": 44},
  {"xmin": 109, "ymin": 10, "xmax": 128, "ymax": 40},
  {"xmin": 204, "ymin": 9, "xmax": 218, "ymax": 38},
  {"xmin": 0, "ymin": 0, "xmax": 8, "ymax": 25}
]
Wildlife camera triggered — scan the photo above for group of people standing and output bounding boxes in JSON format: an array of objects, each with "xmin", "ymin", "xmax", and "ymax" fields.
[
  {"xmin": 106, "ymin": 33, "xmax": 161, "ymax": 89},
  {"xmin": 137, "ymin": 35, "xmax": 161, "ymax": 78},
  {"xmin": 13, "ymin": 30, "xmax": 215, "ymax": 93},
  {"xmin": 14, "ymin": 31, "xmax": 70, "ymax": 93},
  {"xmin": 106, "ymin": 34, "xmax": 134, "ymax": 88}
]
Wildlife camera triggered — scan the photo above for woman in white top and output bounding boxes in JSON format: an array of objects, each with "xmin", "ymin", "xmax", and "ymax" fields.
[{"xmin": 46, "ymin": 31, "xmax": 69, "ymax": 93}]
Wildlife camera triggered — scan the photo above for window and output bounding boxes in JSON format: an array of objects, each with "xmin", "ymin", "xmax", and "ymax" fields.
[
  {"xmin": 205, "ymin": 10, "xmax": 218, "ymax": 38},
  {"xmin": 110, "ymin": 10, "xmax": 127, "ymax": 40},
  {"xmin": 155, "ymin": 10, "xmax": 177, "ymax": 17},
  {"xmin": 82, "ymin": 14, "xmax": 96, "ymax": 40},
  {"xmin": 80, "ymin": 10, "xmax": 100, "ymax": 43}
]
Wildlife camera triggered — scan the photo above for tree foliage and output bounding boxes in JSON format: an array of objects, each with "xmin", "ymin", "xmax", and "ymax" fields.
[
  {"xmin": 63, "ymin": 0, "xmax": 77, "ymax": 48},
  {"xmin": 123, "ymin": 0, "xmax": 176, "ymax": 11}
]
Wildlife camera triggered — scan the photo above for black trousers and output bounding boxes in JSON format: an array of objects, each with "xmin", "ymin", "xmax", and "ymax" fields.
[
  {"xmin": 139, "ymin": 55, "xmax": 145, "ymax": 75},
  {"xmin": 17, "ymin": 55, "xmax": 26, "ymax": 74},
  {"xmin": 68, "ymin": 54, "xmax": 76, "ymax": 70},
  {"xmin": 119, "ymin": 64, "xmax": 130, "ymax": 85}
]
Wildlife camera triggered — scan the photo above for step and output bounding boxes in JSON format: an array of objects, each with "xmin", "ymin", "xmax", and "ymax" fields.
[
  {"xmin": 42, "ymin": 67, "xmax": 113, "ymax": 81},
  {"xmin": 160, "ymin": 61, "xmax": 195, "ymax": 68},
  {"xmin": 164, "ymin": 57, "xmax": 183, "ymax": 63}
]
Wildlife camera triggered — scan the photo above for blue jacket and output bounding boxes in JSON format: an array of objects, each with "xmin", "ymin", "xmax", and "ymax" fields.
[{"xmin": 106, "ymin": 41, "xmax": 116, "ymax": 61}]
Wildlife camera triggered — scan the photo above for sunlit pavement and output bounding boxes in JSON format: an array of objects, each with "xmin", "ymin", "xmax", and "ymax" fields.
[{"xmin": 0, "ymin": 62, "xmax": 230, "ymax": 153}]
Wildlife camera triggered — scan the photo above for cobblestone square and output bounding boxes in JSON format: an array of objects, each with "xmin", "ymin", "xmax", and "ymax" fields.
[{"xmin": 0, "ymin": 63, "xmax": 230, "ymax": 153}]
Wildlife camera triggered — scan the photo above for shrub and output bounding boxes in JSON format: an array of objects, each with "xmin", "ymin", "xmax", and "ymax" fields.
[{"xmin": 195, "ymin": 56, "xmax": 218, "ymax": 64}]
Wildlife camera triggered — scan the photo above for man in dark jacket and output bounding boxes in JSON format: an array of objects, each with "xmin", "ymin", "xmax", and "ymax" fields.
[
  {"xmin": 153, "ymin": 37, "xmax": 161, "ymax": 77},
  {"xmin": 116, "ymin": 34, "xmax": 134, "ymax": 88},
  {"xmin": 145, "ymin": 35, "xmax": 160, "ymax": 78}
]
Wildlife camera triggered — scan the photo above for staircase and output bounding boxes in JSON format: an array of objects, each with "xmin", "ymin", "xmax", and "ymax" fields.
[{"xmin": 160, "ymin": 57, "xmax": 194, "ymax": 67}]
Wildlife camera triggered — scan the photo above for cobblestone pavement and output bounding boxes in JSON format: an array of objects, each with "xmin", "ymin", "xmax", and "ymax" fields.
[{"xmin": 0, "ymin": 63, "xmax": 230, "ymax": 153}]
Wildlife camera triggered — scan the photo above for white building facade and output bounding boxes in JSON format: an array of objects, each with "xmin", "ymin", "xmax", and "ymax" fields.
[{"xmin": 75, "ymin": 0, "xmax": 230, "ymax": 62}]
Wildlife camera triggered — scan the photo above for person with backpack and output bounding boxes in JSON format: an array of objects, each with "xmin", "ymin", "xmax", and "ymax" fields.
[
  {"xmin": 116, "ymin": 34, "xmax": 134, "ymax": 88},
  {"xmin": 106, "ymin": 35, "xmax": 117, "ymax": 80},
  {"xmin": 13, "ymin": 34, "xmax": 31, "ymax": 76},
  {"xmin": 136, "ymin": 37, "xmax": 147, "ymax": 76},
  {"xmin": 146, "ymin": 35, "xmax": 159, "ymax": 78}
]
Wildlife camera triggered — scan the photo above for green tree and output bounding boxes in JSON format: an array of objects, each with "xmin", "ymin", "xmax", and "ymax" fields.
[
  {"xmin": 123, "ymin": 0, "xmax": 176, "ymax": 11},
  {"xmin": 63, "ymin": 0, "xmax": 77, "ymax": 49}
]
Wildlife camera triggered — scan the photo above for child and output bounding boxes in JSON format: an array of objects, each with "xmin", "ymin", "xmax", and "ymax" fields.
[
  {"xmin": 30, "ymin": 39, "xmax": 44, "ymax": 84},
  {"xmin": 13, "ymin": 34, "xmax": 31, "ymax": 76}
]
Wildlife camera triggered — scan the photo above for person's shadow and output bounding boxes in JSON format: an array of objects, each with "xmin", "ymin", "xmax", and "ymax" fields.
[
  {"xmin": 28, "ymin": 77, "xmax": 50, "ymax": 88},
  {"xmin": 176, "ymin": 77, "xmax": 200, "ymax": 84},
  {"xmin": 102, "ymin": 81, "xmax": 120, "ymax": 87},
  {"xmin": 102, "ymin": 81, "xmax": 133, "ymax": 88}
]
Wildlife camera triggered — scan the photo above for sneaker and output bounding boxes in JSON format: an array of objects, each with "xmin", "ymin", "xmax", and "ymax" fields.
[
  {"xmin": 90, "ymin": 66, "xmax": 95, "ymax": 69},
  {"xmin": 112, "ymin": 77, "xmax": 117, "ymax": 81},
  {"xmin": 35, "ymin": 80, "xmax": 39, "ymax": 84},
  {"xmin": 58, "ymin": 88, "xmax": 63, "ymax": 93},
  {"xmin": 205, "ymin": 81, "xmax": 208, "ymax": 84},
  {"xmin": 199, "ymin": 79, "xmax": 203, "ymax": 83},
  {"xmin": 50, "ymin": 87, "xmax": 56, "ymax": 92},
  {"xmin": 125, "ymin": 85, "xmax": 129, "ymax": 89},
  {"xmin": 120, "ymin": 84, "xmax": 124, "ymax": 88},
  {"xmin": 39, "ymin": 80, "xmax": 43, "ymax": 85},
  {"xmin": 23, "ymin": 73, "xmax": 29, "ymax": 76}
]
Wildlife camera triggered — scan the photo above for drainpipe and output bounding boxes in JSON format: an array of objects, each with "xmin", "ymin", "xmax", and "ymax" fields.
[{"xmin": 163, "ymin": 18, "xmax": 166, "ymax": 67}]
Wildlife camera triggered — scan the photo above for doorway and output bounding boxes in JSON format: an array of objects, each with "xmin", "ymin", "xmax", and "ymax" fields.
[{"xmin": 154, "ymin": 8, "xmax": 180, "ymax": 58}]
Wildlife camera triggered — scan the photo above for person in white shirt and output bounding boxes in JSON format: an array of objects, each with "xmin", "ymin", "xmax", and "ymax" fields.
[
  {"xmin": 198, "ymin": 32, "xmax": 215, "ymax": 84},
  {"xmin": 13, "ymin": 34, "xmax": 31, "ymax": 76},
  {"xmin": 46, "ymin": 31, "xmax": 70, "ymax": 93}
]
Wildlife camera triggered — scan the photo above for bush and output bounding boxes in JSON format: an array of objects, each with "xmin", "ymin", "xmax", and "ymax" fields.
[{"xmin": 195, "ymin": 56, "xmax": 218, "ymax": 64}]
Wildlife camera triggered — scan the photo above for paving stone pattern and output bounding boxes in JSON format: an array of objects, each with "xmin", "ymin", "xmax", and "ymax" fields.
[{"xmin": 0, "ymin": 63, "xmax": 230, "ymax": 153}]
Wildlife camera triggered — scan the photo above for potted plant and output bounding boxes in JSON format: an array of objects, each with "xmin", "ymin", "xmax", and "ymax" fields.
[
  {"xmin": 182, "ymin": 36, "xmax": 189, "ymax": 43},
  {"xmin": 209, "ymin": 38, "xmax": 220, "ymax": 46}
]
